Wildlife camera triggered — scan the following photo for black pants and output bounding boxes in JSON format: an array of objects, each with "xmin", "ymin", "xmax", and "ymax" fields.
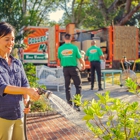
[
  {"xmin": 90, "ymin": 61, "xmax": 102, "ymax": 89},
  {"xmin": 63, "ymin": 66, "xmax": 82, "ymax": 105}
]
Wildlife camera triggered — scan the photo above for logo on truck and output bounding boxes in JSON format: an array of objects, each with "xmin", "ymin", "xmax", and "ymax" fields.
[
  {"xmin": 28, "ymin": 36, "xmax": 47, "ymax": 45},
  {"xmin": 38, "ymin": 44, "xmax": 47, "ymax": 52}
]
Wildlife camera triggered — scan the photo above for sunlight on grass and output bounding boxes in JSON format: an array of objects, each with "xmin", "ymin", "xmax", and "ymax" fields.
[{"xmin": 105, "ymin": 72, "xmax": 140, "ymax": 85}]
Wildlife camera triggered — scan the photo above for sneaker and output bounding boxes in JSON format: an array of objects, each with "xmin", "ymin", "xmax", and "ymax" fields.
[
  {"xmin": 68, "ymin": 104, "xmax": 72, "ymax": 107},
  {"xmin": 91, "ymin": 86, "xmax": 94, "ymax": 90},
  {"xmin": 67, "ymin": 101, "xmax": 72, "ymax": 107},
  {"xmin": 90, "ymin": 87, "xmax": 93, "ymax": 90},
  {"xmin": 73, "ymin": 106, "xmax": 80, "ymax": 112},
  {"xmin": 98, "ymin": 88, "xmax": 103, "ymax": 91}
]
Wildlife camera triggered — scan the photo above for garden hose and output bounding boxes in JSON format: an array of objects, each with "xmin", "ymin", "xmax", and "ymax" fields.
[
  {"xmin": 24, "ymin": 100, "xmax": 31, "ymax": 140},
  {"xmin": 24, "ymin": 88, "xmax": 52, "ymax": 140}
]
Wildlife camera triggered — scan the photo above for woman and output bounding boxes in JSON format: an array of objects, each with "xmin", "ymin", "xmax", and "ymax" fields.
[{"xmin": 0, "ymin": 22, "xmax": 40, "ymax": 140}]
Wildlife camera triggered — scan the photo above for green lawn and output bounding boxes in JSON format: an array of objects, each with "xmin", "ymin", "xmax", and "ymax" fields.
[{"xmin": 105, "ymin": 72, "xmax": 140, "ymax": 85}]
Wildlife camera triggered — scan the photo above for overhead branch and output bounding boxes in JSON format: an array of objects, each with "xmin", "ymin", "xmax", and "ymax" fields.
[
  {"xmin": 59, "ymin": 0, "xmax": 71, "ymax": 18},
  {"xmin": 76, "ymin": 14, "xmax": 88, "ymax": 28},
  {"xmin": 22, "ymin": 0, "xmax": 27, "ymax": 14},
  {"xmin": 77, "ymin": 19, "xmax": 86, "ymax": 28},
  {"xmin": 74, "ymin": 0, "xmax": 84, "ymax": 23},
  {"xmin": 37, "ymin": 7, "xmax": 49, "ymax": 25},
  {"xmin": 118, "ymin": 2, "xmax": 140, "ymax": 25},
  {"xmin": 75, "ymin": 0, "xmax": 84, "ymax": 12},
  {"xmin": 70, "ymin": 0, "xmax": 76, "ymax": 22},
  {"xmin": 123, "ymin": 0, "xmax": 132, "ymax": 17},
  {"xmin": 97, "ymin": 0, "xmax": 108, "ymax": 20},
  {"xmin": 37, "ymin": 2, "xmax": 52, "ymax": 25},
  {"xmin": 30, "ymin": 0, "xmax": 38, "ymax": 18},
  {"xmin": 108, "ymin": 0, "xmax": 121, "ymax": 13},
  {"xmin": 64, "ymin": 0, "xmax": 70, "ymax": 17},
  {"xmin": 107, "ymin": 0, "xmax": 127, "ymax": 15}
]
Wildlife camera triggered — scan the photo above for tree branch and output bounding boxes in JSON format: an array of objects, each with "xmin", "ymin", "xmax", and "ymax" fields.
[
  {"xmin": 75, "ymin": 0, "xmax": 84, "ymax": 24},
  {"xmin": 37, "ymin": 8, "xmax": 48, "ymax": 25},
  {"xmin": 98, "ymin": 118, "xmax": 113, "ymax": 140},
  {"xmin": 71, "ymin": 0, "xmax": 76, "ymax": 22},
  {"xmin": 98, "ymin": 0, "xmax": 108, "ymax": 20},
  {"xmin": 118, "ymin": 2, "xmax": 140, "ymax": 25},
  {"xmin": 22, "ymin": 0, "xmax": 27, "ymax": 14},
  {"xmin": 30, "ymin": 0, "xmax": 38, "ymax": 18},
  {"xmin": 123, "ymin": 0, "xmax": 132, "ymax": 17},
  {"xmin": 36, "ymin": 1, "xmax": 53, "ymax": 25},
  {"xmin": 108, "ymin": 0, "xmax": 119, "ymax": 13},
  {"xmin": 59, "ymin": 0, "xmax": 71, "ymax": 19}
]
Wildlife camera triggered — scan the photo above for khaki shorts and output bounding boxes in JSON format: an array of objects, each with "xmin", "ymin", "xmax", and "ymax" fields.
[{"xmin": 0, "ymin": 117, "xmax": 25, "ymax": 140}]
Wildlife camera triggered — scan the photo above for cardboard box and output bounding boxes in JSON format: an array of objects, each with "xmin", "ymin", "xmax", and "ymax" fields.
[
  {"xmin": 71, "ymin": 41, "xmax": 81, "ymax": 50},
  {"xmin": 82, "ymin": 40, "xmax": 92, "ymax": 52},
  {"xmin": 100, "ymin": 41, "xmax": 107, "ymax": 47},
  {"xmin": 66, "ymin": 24, "xmax": 75, "ymax": 39}
]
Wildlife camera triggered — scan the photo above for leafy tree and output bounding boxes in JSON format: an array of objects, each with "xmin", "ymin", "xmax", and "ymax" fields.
[
  {"xmin": 0, "ymin": 0, "xmax": 57, "ymax": 50},
  {"xmin": 95, "ymin": 0, "xmax": 140, "ymax": 26},
  {"xmin": 25, "ymin": 0, "xmax": 57, "ymax": 26},
  {"xmin": 56, "ymin": 0, "xmax": 93, "ymax": 28},
  {"xmin": 0, "ymin": 0, "xmax": 24, "ymax": 31},
  {"xmin": 0, "ymin": 0, "xmax": 57, "ymax": 29},
  {"xmin": 57, "ymin": 0, "xmax": 140, "ymax": 29}
]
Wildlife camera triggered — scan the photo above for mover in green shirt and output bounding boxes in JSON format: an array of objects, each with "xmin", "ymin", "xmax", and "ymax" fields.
[
  {"xmin": 58, "ymin": 44, "xmax": 81, "ymax": 67},
  {"xmin": 86, "ymin": 40, "xmax": 105, "ymax": 91},
  {"xmin": 58, "ymin": 33, "xmax": 85, "ymax": 111}
]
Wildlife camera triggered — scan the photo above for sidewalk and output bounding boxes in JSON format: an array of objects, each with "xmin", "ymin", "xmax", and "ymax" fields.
[{"xmin": 27, "ymin": 81, "xmax": 140, "ymax": 140}]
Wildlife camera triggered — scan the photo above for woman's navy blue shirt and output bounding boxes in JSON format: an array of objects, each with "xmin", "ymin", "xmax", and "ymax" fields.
[{"xmin": 0, "ymin": 56, "xmax": 29, "ymax": 120}]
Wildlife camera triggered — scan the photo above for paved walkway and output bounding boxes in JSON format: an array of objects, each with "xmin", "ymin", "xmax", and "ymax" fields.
[
  {"xmin": 27, "ymin": 80, "xmax": 140, "ymax": 140},
  {"xmin": 27, "ymin": 114, "xmax": 95, "ymax": 140}
]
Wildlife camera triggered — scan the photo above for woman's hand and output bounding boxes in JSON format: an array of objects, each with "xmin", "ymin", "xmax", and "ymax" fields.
[
  {"xmin": 26, "ymin": 88, "xmax": 40, "ymax": 101},
  {"xmin": 23, "ymin": 98, "xmax": 31, "ymax": 114},
  {"xmin": 23, "ymin": 107, "xmax": 30, "ymax": 114}
]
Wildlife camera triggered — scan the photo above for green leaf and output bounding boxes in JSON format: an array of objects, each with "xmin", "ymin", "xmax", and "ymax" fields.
[{"xmin": 83, "ymin": 115, "xmax": 94, "ymax": 121}]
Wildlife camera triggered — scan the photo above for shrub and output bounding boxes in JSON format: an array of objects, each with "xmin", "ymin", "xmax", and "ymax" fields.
[
  {"xmin": 23, "ymin": 63, "xmax": 51, "ymax": 112},
  {"xmin": 125, "ymin": 77, "xmax": 140, "ymax": 97},
  {"xmin": 30, "ymin": 95, "xmax": 52, "ymax": 112},
  {"xmin": 74, "ymin": 80, "xmax": 140, "ymax": 139}
]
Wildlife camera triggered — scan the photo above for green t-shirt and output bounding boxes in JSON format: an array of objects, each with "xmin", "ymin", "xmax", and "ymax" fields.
[
  {"xmin": 58, "ymin": 43, "xmax": 82, "ymax": 67},
  {"xmin": 86, "ymin": 45, "xmax": 103, "ymax": 61}
]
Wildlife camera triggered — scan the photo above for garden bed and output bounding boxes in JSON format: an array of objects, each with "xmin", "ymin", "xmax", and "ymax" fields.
[{"xmin": 27, "ymin": 110, "xmax": 58, "ymax": 117}]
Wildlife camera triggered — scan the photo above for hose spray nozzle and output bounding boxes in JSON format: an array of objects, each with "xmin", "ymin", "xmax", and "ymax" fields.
[{"xmin": 37, "ymin": 87, "xmax": 52, "ymax": 98}]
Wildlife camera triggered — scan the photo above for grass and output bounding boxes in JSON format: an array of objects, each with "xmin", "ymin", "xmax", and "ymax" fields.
[{"xmin": 105, "ymin": 72, "xmax": 140, "ymax": 85}]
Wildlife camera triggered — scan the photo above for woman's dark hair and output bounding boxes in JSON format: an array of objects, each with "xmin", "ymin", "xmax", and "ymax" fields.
[{"xmin": 0, "ymin": 22, "xmax": 15, "ymax": 37}]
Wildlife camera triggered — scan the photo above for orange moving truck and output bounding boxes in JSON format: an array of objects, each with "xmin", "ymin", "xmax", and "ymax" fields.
[
  {"xmin": 22, "ymin": 24, "xmax": 139, "ymax": 81},
  {"xmin": 23, "ymin": 25, "xmax": 139, "ymax": 69},
  {"xmin": 23, "ymin": 26, "xmax": 48, "ymax": 64},
  {"xmin": 47, "ymin": 24, "xmax": 139, "ymax": 81},
  {"xmin": 48, "ymin": 24, "xmax": 139, "ymax": 69}
]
